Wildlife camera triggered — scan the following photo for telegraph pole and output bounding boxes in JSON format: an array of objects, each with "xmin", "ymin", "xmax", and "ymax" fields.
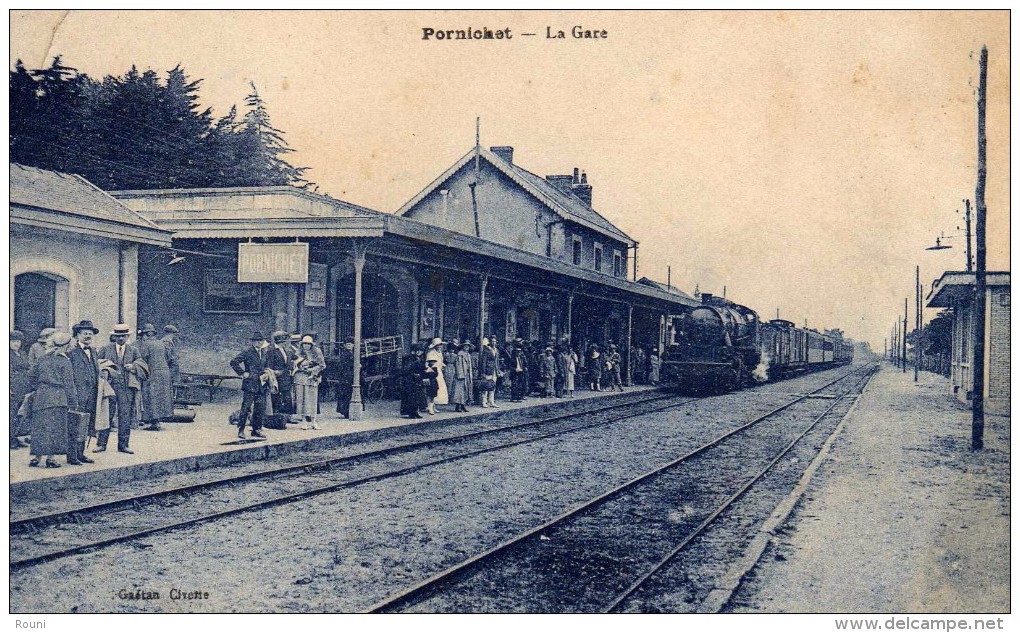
[
  {"xmin": 470, "ymin": 117, "xmax": 482, "ymax": 238},
  {"xmin": 963, "ymin": 199, "xmax": 974, "ymax": 272},
  {"xmin": 971, "ymin": 46, "xmax": 988, "ymax": 451},
  {"xmin": 902, "ymin": 298, "xmax": 907, "ymax": 373},
  {"xmin": 918, "ymin": 265, "xmax": 926, "ymax": 379}
]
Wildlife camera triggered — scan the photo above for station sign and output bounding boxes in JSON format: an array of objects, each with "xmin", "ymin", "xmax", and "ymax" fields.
[{"xmin": 237, "ymin": 242, "xmax": 309, "ymax": 283}]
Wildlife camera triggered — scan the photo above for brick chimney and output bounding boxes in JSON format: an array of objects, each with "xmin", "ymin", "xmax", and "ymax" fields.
[
  {"xmin": 490, "ymin": 146, "xmax": 514, "ymax": 164},
  {"xmin": 572, "ymin": 170, "xmax": 592, "ymax": 207},
  {"xmin": 545, "ymin": 174, "xmax": 574, "ymax": 195}
]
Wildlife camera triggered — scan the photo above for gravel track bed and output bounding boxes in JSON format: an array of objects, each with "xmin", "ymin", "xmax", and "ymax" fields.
[
  {"xmin": 615, "ymin": 381, "xmax": 869, "ymax": 612},
  {"xmin": 10, "ymin": 366, "xmax": 858, "ymax": 613},
  {"xmin": 395, "ymin": 373, "xmax": 867, "ymax": 612}
]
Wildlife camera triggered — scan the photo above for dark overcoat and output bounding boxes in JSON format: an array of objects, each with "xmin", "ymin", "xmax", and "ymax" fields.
[
  {"xmin": 68, "ymin": 344, "xmax": 99, "ymax": 433},
  {"xmin": 138, "ymin": 338, "xmax": 174, "ymax": 421},
  {"xmin": 230, "ymin": 346, "xmax": 271, "ymax": 393}
]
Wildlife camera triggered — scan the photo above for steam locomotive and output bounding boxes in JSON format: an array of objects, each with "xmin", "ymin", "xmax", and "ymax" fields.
[{"xmin": 660, "ymin": 293, "xmax": 853, "ymax": 392}]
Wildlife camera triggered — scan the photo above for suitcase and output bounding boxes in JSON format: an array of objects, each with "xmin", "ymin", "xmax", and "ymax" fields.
[{"xmin": 67, "ymin": 410, "xmax": 91, "ymax": 443}]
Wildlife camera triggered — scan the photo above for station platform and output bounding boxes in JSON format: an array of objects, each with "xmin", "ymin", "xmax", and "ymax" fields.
[
  {"xmin": 730, "ymin": 365, "xmax": 1010, "ymax": 613},
  {"xmin": 9, "ymin": 385, "xmax": 655, "ymax": 499}
]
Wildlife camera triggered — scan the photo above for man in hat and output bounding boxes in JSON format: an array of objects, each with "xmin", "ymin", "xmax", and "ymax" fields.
[
  {"xmin": 267, "ymin": 330, "xmax": 295, "ymax": 416},
  {"xmin": 97, "ymin": 324, "xmax": 145, "ymax": 453},
  {"xmin": 68, "ymin": 320, "xmax": 100, "ymax": 464},
  {"xmin": 28, "ymin": 327, "xmax": 56, "ymax": 368},
  {"xmin": 334, "ymin": 340, "xmax": 356, "ymax": 418},
  {"xmin": 161, "ymin": 325, "xmax": 181, "ymax": 386},
  {"xmin": 230, "ymin": 332, "xmax": 271, "ymax": 439},
  {"xmin": 509, "ymin": 339, "xmax": 529, "ymax": 402},
  {"xmin": 138, "ymin": 324, "xmax": 174, "ymax": 431}
]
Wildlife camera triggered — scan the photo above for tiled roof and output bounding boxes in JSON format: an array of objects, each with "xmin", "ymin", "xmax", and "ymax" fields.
[
  {"xmin": 10, "ymin": 163, "xmax": 163, "ymax": 231},
  {"xmin": 397, "ymin": 147, "xmax": 636, "ymax": 246},
  {"xmin": 637, "ymin": 277, "xmax": 696, "ymax": 301},
  {"xmin": 502, "ymin": 162, "xmax": 633, "ymax": 245}
]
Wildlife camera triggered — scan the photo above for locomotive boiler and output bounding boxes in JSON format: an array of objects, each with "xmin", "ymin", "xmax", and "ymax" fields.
[{"xmin": 660, "ymin": 293, "xmax": 761, "ymax": 392}]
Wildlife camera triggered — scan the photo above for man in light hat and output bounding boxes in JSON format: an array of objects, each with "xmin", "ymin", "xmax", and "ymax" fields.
[
  {"xmin": 230, "ymin": 332, "xmax": 271, "ymax": 439},
  {"xmin": 161, "ymin": 325, "xmax": 181, "ymax": 386},
  {"xmin": 96, "ymin": 324, "xmax": 145, "ymax": 453},
  {"xmin": 68, "ymin": 320, "xmax": 101, "ymax": 464},
  {"xmin": 138, "ymin": 323, "xmax": 174, "ymax": 431}
]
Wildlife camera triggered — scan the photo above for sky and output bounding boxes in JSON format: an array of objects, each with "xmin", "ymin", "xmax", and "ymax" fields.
[{"xmin": 9, "ymin": 10, "xmax": 1011, "ymax": 349}]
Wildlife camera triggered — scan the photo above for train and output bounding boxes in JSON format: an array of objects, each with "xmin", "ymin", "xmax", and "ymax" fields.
[{"xmin": 660, "ymin": 293, "xmax": 853, "ymax": 392}]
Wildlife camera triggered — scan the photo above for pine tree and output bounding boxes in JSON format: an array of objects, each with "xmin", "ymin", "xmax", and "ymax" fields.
[
  {"xmin": 9, "ymin": 60, "xmax": 40, "ymax": 164},
  {"xmin": 9, "ymin": 59, "xmax": 313, "ymax": 190},
  {"xmin": 231, "ymin": 82, "xmax": 310, "ymax": 187}
]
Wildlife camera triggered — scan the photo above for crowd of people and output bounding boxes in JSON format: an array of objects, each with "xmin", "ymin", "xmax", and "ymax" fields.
[
  {"xmin": 9, "ymin": 321, "xmax": 668, "ymax": 464},
  {"xmin": 393, "ymin": 336, "xmax": 663, "ymax": 419},
  {"xmin": 9, "ymin": 320, "xmax": 180, "ymax": 467}
]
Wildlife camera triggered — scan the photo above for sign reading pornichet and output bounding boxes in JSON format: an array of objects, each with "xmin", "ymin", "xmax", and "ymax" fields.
[{"xmin": 237, "ymin": 242, "xmax": 309, "ymax": 283}]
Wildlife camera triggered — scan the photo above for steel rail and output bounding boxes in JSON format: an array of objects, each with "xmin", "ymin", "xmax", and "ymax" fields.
[
  {"xmin": 365, "ymin": 364, "xmax": 873, "ymax": 613},
  {"xmin": 10, "ymin": 391, "xmax": 698, "ymax": 571},
  {"xmin": 603, "ymin": 365, "xmax": 877, "ymax": 612}
]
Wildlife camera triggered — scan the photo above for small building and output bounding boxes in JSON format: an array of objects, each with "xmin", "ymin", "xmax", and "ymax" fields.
[
  {"xmin": 926, "ymin": 271, "xmax": 1010, "ymax": 416},
  {"xmin": 10, "ymin": 163, "xmax": 173, "ymax": 341}
]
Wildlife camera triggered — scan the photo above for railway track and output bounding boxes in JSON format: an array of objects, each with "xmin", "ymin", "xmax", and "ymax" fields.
[
  {"xmin": 367, "ymin": 364, "xmax": 876, "ymax": 613},
  {"xmin": 10, "ymin": 388, "xmax": 699, "ymax": 571}
]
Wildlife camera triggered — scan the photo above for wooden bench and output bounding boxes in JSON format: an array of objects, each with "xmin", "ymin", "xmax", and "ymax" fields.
[{"xmin": 177, "ymin": 373, "xmax": 243, "ymax": 402}]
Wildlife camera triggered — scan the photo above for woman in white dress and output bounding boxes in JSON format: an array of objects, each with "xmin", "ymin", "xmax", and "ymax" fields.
[
  {"xmin": 424, "ymin": 338, "xmax": 448, "ymax": 413},
  {"xmin": 294, "ymin": 336, "xmax": 326, "ymax": 429}
]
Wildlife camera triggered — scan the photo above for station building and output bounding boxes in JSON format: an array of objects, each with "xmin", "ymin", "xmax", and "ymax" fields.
[
  {"xmin": 109, "ymin": 145, "xmax": 698, "ymax": 405},
  {"xmin": 9, "ymin": 164, "xmax": 173, "ymax": 342},
  {"xmin": 926, "ymin": 271, "xmax": 1011, "ymax": 416}
]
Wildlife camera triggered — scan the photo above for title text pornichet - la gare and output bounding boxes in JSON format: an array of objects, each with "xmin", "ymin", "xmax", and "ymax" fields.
[{"xmin": 422, "ymin": 26, "xmax": 608, "ymax": 40}]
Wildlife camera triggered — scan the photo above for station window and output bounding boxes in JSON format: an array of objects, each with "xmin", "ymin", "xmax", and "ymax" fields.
[
  {"xmin": 594, "ymin": 242, "xmax": 603, "ymax": 273},
  {"xmin": 613, "ymin": 250, "xmax": 623, "ymax": 277},
  {"xmin": 572, "ymin": 236, "xmax": 582, "ymax": 265}
]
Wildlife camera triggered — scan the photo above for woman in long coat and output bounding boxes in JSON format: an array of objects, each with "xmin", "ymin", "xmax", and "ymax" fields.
[
  {"xmin": 425, "ymin": 338, "xmax": 448, "ymax": 410},
  {"xmin": 293, "ymin": 336, "xmax": 326, "ymax": 429},
  {"xmin": 477, "ymin": 338, "xmax": 500, "ymax": 408},
  {"xmin": 10, "ymin": 331, "xmax": 31, "ymax": 448},
  {"xmin": 28, "ymin": 332, "xmax": 76, "ymax": 467},
  {"xmin": 398, "ymin": 352, "xmax": 426, "ymax": 419},
  {"xmin": 588, "ymin": 345, "xmax": 603, "ymax": 391},
  {"xmin": 451, "ymin": 343, "xmax": 474, "ymax": 412},
  {"xmin": 560, "ymin": 346, "xmax": 577, "ymax": 398},
  {"xmin": 138, "ymin": 324, "xmax": 174, "ymax": 430},
  {"xmin": 649, "ymin": 351, "xmax": 662, "ymax": 385}
]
